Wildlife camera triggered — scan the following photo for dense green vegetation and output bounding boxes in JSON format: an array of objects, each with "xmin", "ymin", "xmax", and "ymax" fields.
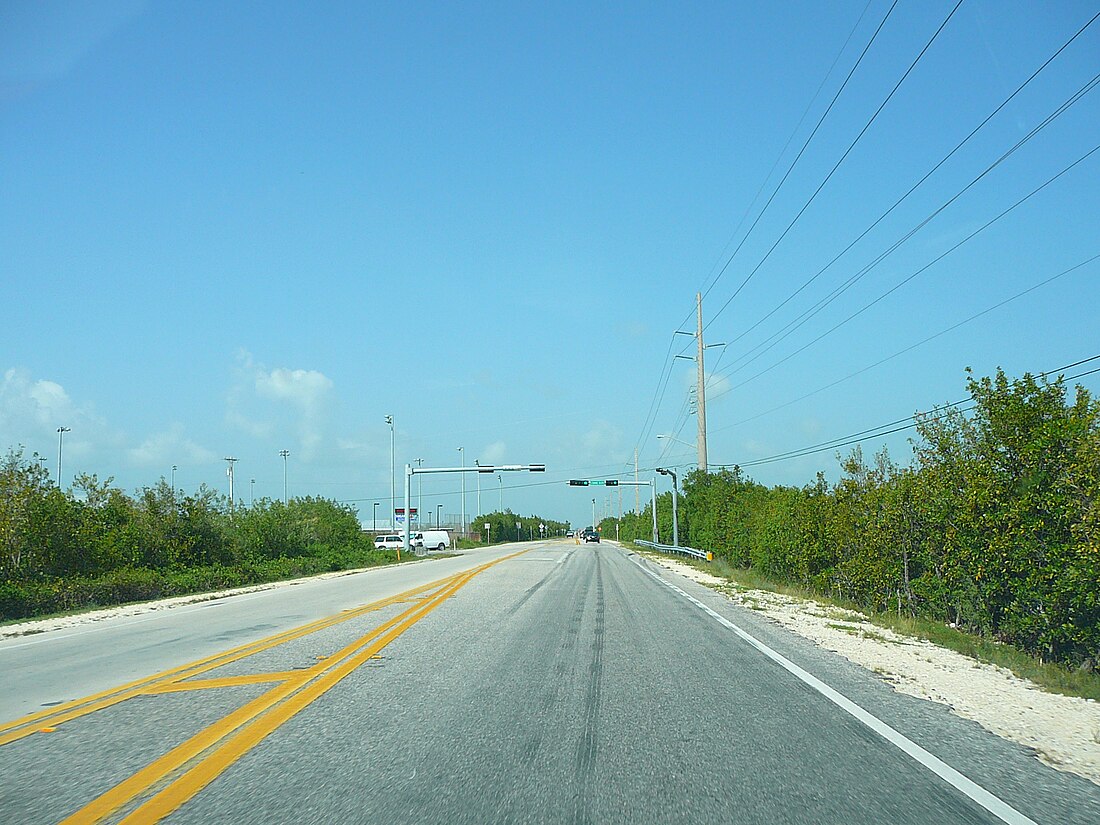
[
  {"xmin": 471, "ymin": 510, "xmax": 571, "ymax": 544},
  {"xmin": 0, "ymin": 461, "xmax": 396, "ymax": 622},
  {"xmin": 605, "ymin": 367, "xmax": 1100, "ymax": 669}
]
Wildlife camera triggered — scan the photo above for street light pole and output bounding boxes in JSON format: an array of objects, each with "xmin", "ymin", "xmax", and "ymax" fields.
[
  {"xmin": 225, "ymin": 457, "xmax": 238, "ymax": 511},
  {"xmin": 250, "ymin": 478, "xmax": 255, "ymax": 507},
  {"xmin": 415, "ymin": 458, "xmax": 423, "ymax": 526},
  {"xmin": 457, "ymin": 446, "xmax": 465, "ymax": 538},
  {"xmin": 498, "ymin": 473, "xmax": 502, "ymax": 511},
  {"xmin": 436, "ymin": 503, "xmax": 442, "ymax": 529},
  {"xmin": 171, "ymin": 464, "xmax": 177, "ymax": 493},
  {"xmin": 475, "ymin": 460, "xmax": 481, "ymax": 517},
  {"xmin": 373, "ymin": 502, "xmax": 379, "ymax": 532},
  {"xmin": 591, "ymin": 497, "xmax": 596, "ymax": 530},
  {"xmin": 56, "ymin": 427, "xmax": 70, "ymax": 488},
  {"xmin": 386, "ymin": 416, "xmax": 394, "ymax": 530},
  {"xmin": 279, "ymin": 449, "xmax": 289, "ymax": 504},
  {"xmin": 656, "ymin": 467, "xmax": 679, "ymax": 547}
]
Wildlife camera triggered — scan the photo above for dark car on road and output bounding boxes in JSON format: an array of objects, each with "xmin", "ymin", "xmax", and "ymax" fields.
[{"xmin": 581, "ymin": 528, "xmax": 600, "ymax": 543}]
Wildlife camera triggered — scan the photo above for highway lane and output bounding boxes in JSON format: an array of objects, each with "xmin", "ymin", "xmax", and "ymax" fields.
[
  {"xmin": 1, "ymin": 540, "xmax": 1097, "ymax": 823},
  {"xmin": 0, "ymin": 546, "xmax": 524, "ymax": 724}
]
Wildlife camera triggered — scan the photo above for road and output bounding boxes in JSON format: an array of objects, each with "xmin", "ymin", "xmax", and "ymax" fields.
[{"xmin": 1, "ymin": 541, "xmax": 1097, "ymax": 824}]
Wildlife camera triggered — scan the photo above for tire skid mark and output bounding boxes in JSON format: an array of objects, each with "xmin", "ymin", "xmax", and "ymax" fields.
[
  {"xmin": 517, "ymin": 551, "xmax": 590, "ymax": 776},
  {"xmin": 573, "ymin": 550, "xmax": 605, "ymax": 825}
]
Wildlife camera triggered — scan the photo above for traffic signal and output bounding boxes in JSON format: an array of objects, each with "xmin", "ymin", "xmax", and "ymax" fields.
[
  {"xmin": 568, "ymin": 480, "xmax": 589, "ymax": 486},
  {"xmin": 605, "ymin": 480, "xmax": 619, "ymax": 486}
]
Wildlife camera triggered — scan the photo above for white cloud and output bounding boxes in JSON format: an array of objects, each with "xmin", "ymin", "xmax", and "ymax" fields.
[
  {"xmin": 127, "ymin": 424, "xmax": 217, "ymax": 467},
  {"xmin": 0, "ymin": 368, "xmax": 77, "ymax": 430},
  {"xmin": 478, "ymin": 441, "xmax": 507, "ymax": 465},
  {"xmin": 256, "ymin": 367, "xmax": 333, "ymax": 412},
  {"xmin": 227, "ymin": 352, "xmax": 334, "ymax": 460},
  {"xmin": 582, "ymin": 421, "xmax": 622, "ymax": 454}
]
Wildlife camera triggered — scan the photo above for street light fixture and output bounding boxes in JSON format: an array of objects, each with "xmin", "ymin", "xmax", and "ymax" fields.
[
  {"xmin": 657, "ymin": 433, "xmax": 695, "ymax": 452},
  {"xmin": 279, "ymin": 449, "xmax": 290, "ymax": 504},
  {"xmin": 56, "ymin": 427, "xmax": 70, "ymax": 488}
]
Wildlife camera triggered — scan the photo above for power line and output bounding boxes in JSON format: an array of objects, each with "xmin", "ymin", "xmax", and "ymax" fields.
[
  {"xmin": 722, "ymin": 138, "xmax": 1100, "ymax": 395},
  {"xmin": 709, "ymin": 252, "xmax": 1100, "ymax": 428},
  {"xmin": 716, "ymin": 355, "xmax": 1100, "ymax": 470},
  {"xmin": 718, "ymin": 69, "xmax": 1100, "ymax": 383},
  {"xmin": 697, "ymin": 0, "xmax": 878, "ymax": 302},
  {"xmin": 629, "ymin": 2, "xmax": 878, "ymax": 470},
  {"xmin": 717, "ymin": 11, "xmax": 1100, "ymax": 360},
  {"xmin": 703, "ymin": 0, "xmax": 963, "ymax": 333}
]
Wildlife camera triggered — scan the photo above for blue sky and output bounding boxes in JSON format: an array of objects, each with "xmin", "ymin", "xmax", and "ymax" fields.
[{"xmin": 3, "ymin": 1, "xmax": 1098, "ymax": 529}]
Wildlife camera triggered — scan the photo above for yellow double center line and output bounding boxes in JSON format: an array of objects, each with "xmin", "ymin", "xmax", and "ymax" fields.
[{"xmin": 6, "ymin": 551, "xmax": 523, "ymax": 824}]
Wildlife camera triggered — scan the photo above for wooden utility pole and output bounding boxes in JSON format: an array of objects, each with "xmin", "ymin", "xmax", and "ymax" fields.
[
  {"xmin": 696, "ymin": 292, "xmax": 708, "ymax": 472},
  {"xmin": 634, "ymin": 447, "xmax": 640, "ymax": 512}
]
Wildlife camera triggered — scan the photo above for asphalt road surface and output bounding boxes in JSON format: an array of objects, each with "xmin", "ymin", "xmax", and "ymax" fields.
[{"xmin": 1, "ymin": 541, "xmax": 1097, "ymax": 824}]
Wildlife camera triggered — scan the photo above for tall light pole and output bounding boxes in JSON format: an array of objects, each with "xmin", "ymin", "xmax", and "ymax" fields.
[
  {"xmin": 225, "ymin": 457, "xmax": 238, "ymax": 511},
  {"xmin": 656, "ymin": 467, "xmax": 679, "ymax": 547},
  {"xmin": 457, "ymin": 446, "xmax": 465, "ymax": 537},
  {"xmin": 475, "ymin": 460, "xmax": 482, "ymax": 517},
  {"xmin": 279, "ymin": 449, "xmax": 290, "ymax": 504},
  {"xmin": 436, "ymin": 503, "xmax": 443, "ymax": 529},
  {"xmin": 373, "ymin": 502, "xmax": 379, "ymax": 532},
  {"xmin": 497, "ymin": 473, "xmax": 503, "ymax": 511},
  {"xmin": 591, "ymin": 498, "xmax": 596, "ymax": 530},
  {"xmin": 386, "ymin": 416, "xmax": 395, "ymax": 529},
  {"xmin": 171, "ymin": 464, "xmax": 177, "ymax": 493},
  {"xmin": 415, "ymin": 458, "xmax": 423, "ymax": 526},
  {"xmin": 250, "ymin": 478, "xmax": 255, "ymax": 507},
  {"xmin": 56, "ymin": 427, "xmax": 70, "ymax": 488}
]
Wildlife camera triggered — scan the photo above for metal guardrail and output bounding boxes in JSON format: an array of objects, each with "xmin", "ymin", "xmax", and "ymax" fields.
[{"xmin": 634, "ymin": 539, "xmax": 711, "ymax": 561}]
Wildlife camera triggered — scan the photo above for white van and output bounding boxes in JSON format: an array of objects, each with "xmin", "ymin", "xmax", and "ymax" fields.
[
  {"xmin": 373, "ymin": 535, "xmax": 404, "ymax": 550},
  {"xmin": 414, "ymin": 530, "xmax": 451, "ymax": 551}
]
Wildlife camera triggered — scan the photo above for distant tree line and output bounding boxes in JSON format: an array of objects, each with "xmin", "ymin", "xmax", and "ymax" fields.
[
  {"xmin": 472, "ymin": 510, "xmax": 571, "ymax": 544},
  {"xmin": 0, "ymin": 460, "xmax": 395, "ymax": 621},
  {"xmin": 605, "ymin": 367, "xmax": 1100, "ymax": 669}
]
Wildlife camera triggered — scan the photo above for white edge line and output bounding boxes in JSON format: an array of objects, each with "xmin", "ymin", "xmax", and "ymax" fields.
[{"xmin": 628, "ymin": 554, "xmax": 1038, "ymax": 825}]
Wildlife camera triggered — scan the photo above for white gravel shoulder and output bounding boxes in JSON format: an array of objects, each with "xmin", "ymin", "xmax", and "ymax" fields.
[{"xmin": 646, "ymin": 553, "xmax": 1100, "ymax": 786}]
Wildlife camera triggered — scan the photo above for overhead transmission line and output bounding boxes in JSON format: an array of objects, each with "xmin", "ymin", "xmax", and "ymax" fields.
[
  {"xmin": 720, "ymin": 138, "xmax": 1100, "ymax": 396},
  {"xmin": 717, "ymin": 10, "xmax": 1100, "ymax": 361},
  {"xmin": 708, "ymin": 252, "xmax": 1100, "ymax": 429},
  {"xmin": 697, "ymin": 0, "xmax": 888, "ymax": 303},
  {"xmin": 714, "ymin": 68, "xmax": 1100, "ymax": 385},
  {"xmin": 703, "ymin": 0, "xmax": 964, "ymax": 335},
  {"xmin": 643, "ymin": 0, "xmax": 958, "ymax": 461},
  {"xmin": 629, "ymin": 2, "xmax": 893, "ymax": 464},
  {"xmin": 714, "ymin": 355, "xmax": 1100, "ymax": 470}
]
